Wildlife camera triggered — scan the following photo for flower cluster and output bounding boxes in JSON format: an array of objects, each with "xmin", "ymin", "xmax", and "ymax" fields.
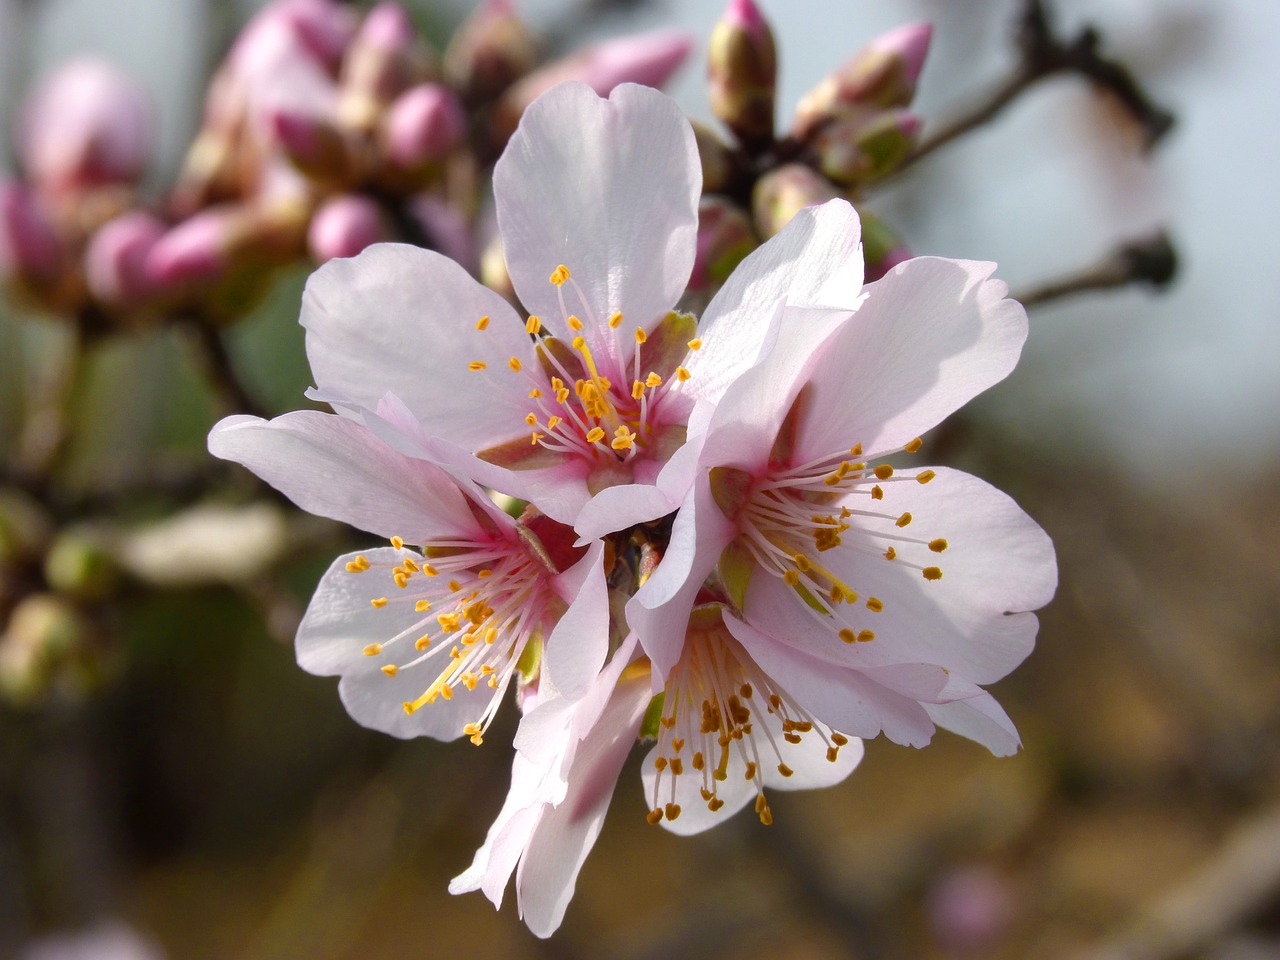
[{"xmin": 209, "ymin": 80, "xmax": 1055, "ymax": 937}]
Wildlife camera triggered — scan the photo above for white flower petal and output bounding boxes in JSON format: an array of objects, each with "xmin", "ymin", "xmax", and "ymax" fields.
[{"xmin": 924, "ymin": 693, "xmax": 1023, "ymax": 757}]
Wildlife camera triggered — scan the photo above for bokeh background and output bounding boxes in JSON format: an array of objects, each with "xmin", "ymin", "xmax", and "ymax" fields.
[{"xmin": 2, "ymin": 0, "xmax": 1278, "ymax": 958}]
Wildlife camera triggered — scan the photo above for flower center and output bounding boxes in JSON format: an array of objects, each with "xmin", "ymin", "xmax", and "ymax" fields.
[
  {"xmin": 349, "ymin": 533, "xmax": 557, "ymax": 744},
  {"xmin": 645, "ymin": 605, "xmax": 851, "ymax": 826}
]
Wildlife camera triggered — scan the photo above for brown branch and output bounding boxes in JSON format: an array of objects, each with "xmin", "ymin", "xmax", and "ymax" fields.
[
  {"xmin": 1013, "ymin": 230, "xmax": 1177, "ymax": 309},
  {"xmin": 183, "ymin": 320, "xmax": 269, "ymax": 420},
  {"xmin": 900, "ymin": 0, "xmax": 1175, "ymax": 174}
]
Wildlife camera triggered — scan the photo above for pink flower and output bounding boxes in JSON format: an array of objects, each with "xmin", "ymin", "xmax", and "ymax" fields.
[
  {"xmin": 630, "ymin": 245, "xmax": 1057, "ymax": 761},
  {"xmin": 208, "ymin": 410, "xmax": 609, "ymax": 743}
]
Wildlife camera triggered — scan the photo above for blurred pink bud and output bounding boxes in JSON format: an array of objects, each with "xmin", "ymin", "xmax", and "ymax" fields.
[
  {"xmin": 84, "ymin": 211, "xmax": 165, "ymax": 306},
  {"xmin": 793, "ymin": 22, "xmax": 932, "ymax": 139},
  {"xmin": 308, "ymin": 194, "xmax": 386, "ymax": 262},
  {"xmin": 268, "ymin": 107, "xmax": 350, "ymax": 178},
  {"xmin": 812, "ymin": 109, "xmax": 921, "ymax": 185},
  {"xmin": 927, "ymin": 864, "xmax": 1016, "ymax": 954},
  {"xmin": 443, "ymin": 0, "xmax": 539, "ymax": 105},
  {"xmin": 360, "ymin": 1, "xmax": 416, "ymax": 50},
  {"xmin": 19, "ymin": 58, "xmax": 151, "ymax": 195},
  {"xmin": 751, "ymin": 163, "xmax": 840, "ymax": 239},
  {"xmin": 383, "ymin": 83, "xmax": 466, "ymax": 170},
  {"xmin": 232, "ymin": 0, "xmax": 355, "ymax": 75},
  {"xmin": 708, "ymin": 0, "xmax": 777, "ymax": 148},
  {"xmin": 147, "ymin": 209, "xmax": 232, "ymax": 286},
  {"xmin": 689, "ymin": 197, "xmax": 757, "ymax": 292},
  {"xmin": 859, "ymin": 208, "xmax": 912, "ymax": 281},
  {"xmin": 494, "ymin": 31, "xmax": 691, "ymax": 144},
  {"xmin": 0, "ymin": 180, "xmax": 62, "ymax": 282},
  {"xmin": 339, "ymin": 2, "xmax": 433, "ymax": 132}
]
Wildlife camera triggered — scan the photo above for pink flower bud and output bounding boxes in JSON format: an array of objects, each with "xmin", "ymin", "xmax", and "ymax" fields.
[
  {"xmin": 383, "ymin": 83, "xmax": 466, "ymax": 170},
  {"xmin": 280, "ymin": 0, "xmax": 358, "ymax": 71},
  {"xmin": 442, "ymin": 0, "xmax": 539, "ymax": 105},
  {"xmin": 147, "ymin": 209, "xmax": 233, "ymax": 286},
  {"xmin": 19, "ymin": 58, "xmax": 151, "ymax": 195},
  {"xmin": 0, "ymin": 180, "xmax": 62, "ymax": 283},
  {"xmin": 859, "ymin": 209, "xmax": 912, "ymax": 282},
  {"xmin": 493, "ymin": 31, "xmax": 692, "ymax": 146},
  {"xmin": 267, "ymin": 107, "xmax": 350, "ymax": 179},
  {"xmin": 750, "ymin": 163, "xmax": 840, "ymax": 239},
  {"xmin": 308, "ymin": 194, "xmax": 386, "ymax": 262},
  {"xmin": 84, "ymin": 211, "xmax": 166, "ymax": 306},
  {"xmin": 708, "ymin": 0, "xmax": 777, "ymax": 148},
  {"xmin": 870, "ymin": 22, "xmax": 932, "ymax": 96},
  {"xmin": 812, "ymin": 109, "xmax": 921, "ymax": 185},
  {"xmin": 338, "ymin": 1, "xmax": 433, "ymax": 131}
]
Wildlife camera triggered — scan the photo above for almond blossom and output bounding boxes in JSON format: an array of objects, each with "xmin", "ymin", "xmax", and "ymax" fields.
[
  {"xmin": 630, "ymin": 255, "xmax": 1058, "ymax": 781},
  {"xmin": 208, "ymin": 409, "xmax": 608, "ymax": 744}
]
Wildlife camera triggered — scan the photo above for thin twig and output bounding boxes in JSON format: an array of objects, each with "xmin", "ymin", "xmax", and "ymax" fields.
[
  {"xmin": 1013, "ymin": 231, "xmax": 1177, "ymax": 309},
  {"xmin": 12, "ymin": 323, "xmax": 83, "ymax": 488},
  {"xmin": 900, "ymin": 0, "xmax": 1175, "ymax": 175},
  {"xmin": 183, "ymin": 320, "xmax": 269, "ymax": 419}
]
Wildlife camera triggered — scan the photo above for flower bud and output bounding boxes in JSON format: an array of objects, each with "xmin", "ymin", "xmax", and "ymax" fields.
[
  {"xmin": 44, "ymin": 529, "xmax": 120, "ymax": 601},
  {"xmin": 858, "ymin": 210, "xmax": 912, "ymax": 282},
  {"xmin": 277, "ymin": 0, "xmax": 359, "ymax": 71},
  {"xmin": 268, "ymin": 106, "xmax": 352, "ymax": 180},
  {"xmin": 308, "ymin": 194, "xmax": 387, "ymax": 262},
  {"xmin": 18, "ymin": 58, "xmax": 152, "ymax": 195},
  {"xmin": 382, "ymin": 83, "xmax": 467, "ymax": 172},
  {"xmin": 811, "ymin": 109, "xmax": 920, "ymax": 186},
  {"xmin": 751, "ymin": 163, "xmax": 840, "ymax": 239},
  {"xmin": 0, "ymin": 593, "xmax": 90, "ymax": 707},
  {"xmin": 707, "ymin": 0, "xmax": 777, "ymax": 149},
  {"xmin": 338, "ymin": 1, "xmax": 433, "ymax": 134},
  {"xmin": 0, "ymin": 180, "xmax": 63, "ymax": 284},
  {"xmin": 443, "ymin": 0, "xmax": 539, "ymax": 105},
  {"xmin": 83, "ymin": 211, "xmax": 166, "ymax": 308},
  {"xmin": 491, "ymin": 30, "xmax": 691, "ymax": 149},
  {"xmin": 689, "ymin": 197, "xmax": 758, "ymax": 293},
  {"xmin": 792, "ymin": 22, "xmax": 931, "ymax": 140},
  {"xmin": 691, "ymin": 120, "xmax": 738, "ymax": 195},
  {"xmin": 147, "ymin": 209, "xmax": 233, "ymax": 286}
]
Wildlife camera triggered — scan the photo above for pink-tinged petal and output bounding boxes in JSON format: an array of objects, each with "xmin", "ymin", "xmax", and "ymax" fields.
[
  {"xmin": 514, "ymin": 665, "xmax": 652, "ymax": 937},
  {"xmin": 924, "ymin": 693, "xmax": 1022, "ymax": 757},
  {"xmin": 208, "ymin": 411, "xmax": 486, "ymax": 542},
  {"xmin": 301, "ymin": 242, "xmax": 532, "ymax": 450},
  {"xmin": 726, "ymin": 614, "xmax": 939, "ymax": 746},
  {"xmin": 542, "ymin": 542, "xmax": 609, "ymax": 701},
  {"xmin": 297, "ymin": 549, "xmax": 489, "ymax": 740},
  {"xmin": 687, "ymin": 199, "xmax": 864, "ymax": 406},
  {"xmin": 792, "ymin": 257, "xmax": 1028, "ymax": 462},
  {"xmin": 628, "ymin": 477, "xmax": 736, "ymax": 681},
  {"xmin": 495, "ymin": 82, "xmax": 699, "ymax": 345}
]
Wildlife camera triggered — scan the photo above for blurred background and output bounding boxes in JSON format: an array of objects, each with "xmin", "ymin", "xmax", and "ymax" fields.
[{"xmin": 1, "ymin": 0, "xmax": 1278, "ymax": 958}]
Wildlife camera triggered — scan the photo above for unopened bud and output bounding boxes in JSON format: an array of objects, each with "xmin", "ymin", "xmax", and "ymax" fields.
[
  {"xmin": 308, "ymin": 194, "xmax": 387, "ymax": 262},
  {"xmin": 19, "ymin": 58, "xmax": 152, "ymax": 195},
  {"xmin": 83, "ymin": 211, "xmax": 166, "ymax": 307},
  {"xmin": 147, "ymin": 209, "xmax": 233, "ymax": 286},
  {"xmin": 0, "ymin": 594, "xmax": 89, "ymax": 707},
  {"xmin": 338, "ymin": 1, "xmax": 433, "ymax": 133},
  {"xmin": 859, "ymin": 210, "xmax": 912, "ymax": 282},
  {"xmin": 689, "ymin": 197, "xmax": 758, "ymax": 293},
  {"xmin": 708, "ymin": 0, "xmax": 777, "ymax": 149},
  {"xmin": 443, "ymin": 0, "xmax": 539, "ymax": 105},
  {"xmin": 492, "ymin": 30, "xmax": 691, "ymax": 149},
  {"xmin": 0, "ymin": 180, "xmax": 63, "ymax": 284},
  {"xmin": 268, "ymin": 107, "xmax": 352, "ymax": 180},
  {"xmin": 793, "ymin": 22, "xmax": 931, "ymax": 139},
  {"xmin": 751, "ymin": 163, "xmax": 840, "ymax": 239},
  {"xmin": 44, "ymin": 530, "xmax": 119, "ymax": 601},
  {"xmin": 811, "ymin": 110, "xmax": 920, "ymax": 186},
  {"xmin": 278, "ymin": 0, "xmax": 359, "ymax": 71},
  {"xmin": 691, "ymin": 120, "xmax": 738, "ymax": 195},
  {"xmin": 382, "ymin": 83, "xmax": 466, "ymax": 172}
]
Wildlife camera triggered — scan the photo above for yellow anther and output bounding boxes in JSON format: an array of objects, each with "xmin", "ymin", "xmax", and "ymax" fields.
[
  {"xmin": 646, "ymin": 808, "xmax": 664, "ymax": 825},
  {"xmin": 556, "ymin": 386, "xmax": 570, "ymax": 403},
  {"xmin": 676, "ymin": 366, "xmax": 691, "ymax": 381},
  {"xmin": 550, "ymin": 264, "xmax": 570, "ymax": 285},
  {"xmin": 567, "ymin": 315, "xmax": 583, "ymax": 331},
  {"xmin": 827, "ymin": 747, "xmax": 840, "ymax": 762},
  {"xmin": 905, "ymin": 437, "xmax": 923, "ymax": 453},
  {"xmin": 784, "ymin": 569, "xmax": 800, "ymax": 587},
  {"xmin": 370, "ymin": 597, "xmax": 388, "ymax": 609},
  {"xmin": 866, "ymin": 597, "xmax": 884, "ymax": 613},
  {"xmin": 839, "ymin": 628, "xmax": 856, "ymax": 644},
  {"xmin": 468, "ymin": 361, "xmax": 486, "ymax": 372},
  {"xmin": 708, "ymin": 797, "xmax": 725, "ymax": 812},
  {"xmin": 381, "ymin": 664, "xmax": 398, "ymax": 677},
  {"xmin": 665, "ymin": 802, "xmax": 682, "ymax": 821},
  {"xmin": 884, "ymin": 547, "xmax": 897, "ymax": 560},
  {"xmin": 345, "ymin": 558, "xmax": 366, "ymax": 573},
  {"xmin": 402, "ymin": 558, "xmax": 419, "ymax": 572},
  {"xmin": 528, "ymin": 387, "xmax": 542, "ymax": 398},
  {"xmin": 390, "ymin": 536, "xmax": 404, "ymax": 550},
  {"xmin": 393, "ymin": 572, "xmax": 409, "ymax": 589},
  {"xmin": 692, "ymin": 751, "xmax": 705, "ymax": 770},
  {"xmin": 525, "ymin": 412, "xmax": 538, "ymax": 426},
  {"xmin": 634, "ymin": 328, "xmax": 647, "ymax": 344},
  {"xmin": 475, "ymin": 316, "xmax": 490, "ymax": 331},
  {"xmin": 586, "ymin": 427, "xmax": 605, "ymax": 444},
  {"xmin": 654, "ymin": 756, "xmax": 668, "ymax": 771},
  {"xmin": 645, "ymin": 372, "xmax": 662, "ymax": 388},
  {"xmin": 632, "ymin": 380, "xmax": 645, "ymax": 399},
  {"xmin": 363, "ymin": 643, "xmax": 383, "ymax": 656},
  {"xmin": 671, "ymin": 758, "xmax": 684, "ymax": 775},
  {"xmin": 687, "ymin": 338, "xmax": 702, "ymax": 350},
  {"xmin": 744, "ymin": 761, "xmax": 757, "ymax": 780},
  {"xmin": 530, "ymin": 431, "xmax": 543, "ymax": 445},
  {"xmin": 422, "ymin": 564, "xmax": 438, "ymax": 577},
  {"xmin": 437, "ymin": 612, "xmax": 462, "ymax": 632},
  {"xmin": 896, "ymin": 512, "xmax": 912, "ymax": 527},
  {"xmin": 755, "ymin": 794, "xmax": 768, "ymax": 814},
  {"xmin": 831, "ymin": 732, "xmax": 849, "ymax": 746},
  {"xmin": 439, "ymin": 684, "xmax": 453, "ymax": 700},
  {"xmin": 923, "ymin": 567, "xmax": 943, "ymax": 581},
  {"xmin": 874, "ymin": 464, "xmax": 894, "ymax": 480},
  {"xmin": 509, "ymin": 356, "xmax": 523, "ymax": 372},
  {"xmin": 484, "ymin": 626, "xmax": 497, "ymax": 645},
  {"xmin": 778, "ymin": 763, "xmax": 794, "ymax": 777},
  {"xmin": 415, "ymin": 635, "xmax": 431, "ymax": 650},
  {"xmin": 871, "ymin": 485, "xmax": 884, "ymax": 500},
  {"xmin": 929, "ymin": 538, "xmax": 949, "ymax": 553},
  {"xmin": 609, "ymin": 311, "xmax": 623, "ymax": 328},
  {"xmin": 850, "ymin": 443, "xmax": 863, "ymax": 456},
  {"xmin": 611, "ymin": 426, "xmax": 636, "ymax": 451},
  {"xmin": 793, "ymin": 553, "xmax": 812, "ymax": 572},
  {"xmin": 916, "ymin": 469, "xmax": 936, "ymax": 484},
  {"xmin": 857, "ymin": 630, "xmax": 875, "ymax": 643},
  {"xmin": 413, "ymin": 599, "xmax": 431, "ymax": 613},
  {"xmin": 526, "ymin": 315, "xmax": 542, "ymax": 334}
]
